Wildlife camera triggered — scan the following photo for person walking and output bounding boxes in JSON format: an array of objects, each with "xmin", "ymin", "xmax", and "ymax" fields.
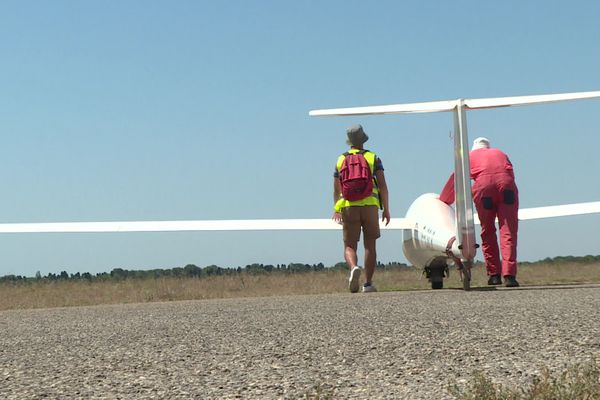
[
  {"xmin": 332, "ymin": 124, "xmax": 390, "ymax": 293},
  {"xmin": 439, "ymin": 137, "xmax": 520, "ymax": 287}
]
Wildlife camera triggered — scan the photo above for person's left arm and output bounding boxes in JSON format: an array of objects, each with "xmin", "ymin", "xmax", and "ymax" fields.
[
  {"xmin": 375, "ymin": 169, "xmax": 390, "ymax": 226},
  {"xmin": 439, "ymin": 173, "xmax": 456, "ymax": 205}
]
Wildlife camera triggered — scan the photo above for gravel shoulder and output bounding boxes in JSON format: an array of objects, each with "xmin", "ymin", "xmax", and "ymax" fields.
[{"xmin": 2, "ymin": 285, "xmax": 600, "ymax": 399}]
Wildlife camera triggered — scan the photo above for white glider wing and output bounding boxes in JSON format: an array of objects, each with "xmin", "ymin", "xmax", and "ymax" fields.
[
  {"xmin": 474, "ymin": 201, "xmax": 600, "ymax": 225},
  {"xmin": 1, "ymin": 200, "xmax": 597, "ymax": 232},
  {"xmin": 309, "ymin": 90, "xmax": 600, "ymax": 116},
  {"xmin": 516, "ymin": 201, "xmax": 600, "ymax": 221},
  {"xmin": 465, "ymin": 91, "xmax": 600, "ymax": 110},
  {"xmin": 309, "ymin": 100, "xmax": 457, "ymax": 116},
  {"xmin": 0, "ymin": 217, "xmax": 412, "ymax": 234}
]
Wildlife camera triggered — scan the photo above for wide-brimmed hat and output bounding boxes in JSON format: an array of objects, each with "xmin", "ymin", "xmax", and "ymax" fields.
[
  {"xmin": 472, "ymin": 137, "xmax": 490, "ymax": 150},
  {"xmin": 346, "ymin": 124, "xmax": 369, "ymax": 146}
]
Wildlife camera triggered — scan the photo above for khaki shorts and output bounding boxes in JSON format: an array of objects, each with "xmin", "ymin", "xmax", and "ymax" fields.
[{"xmin": 342, "ymin": 205, "xmax": 381, "ymax": 244}]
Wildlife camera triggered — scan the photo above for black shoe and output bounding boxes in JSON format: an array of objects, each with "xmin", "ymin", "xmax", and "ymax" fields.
[
  {"xmin": 487, "ymin": 274, "xmax": 502, "ymax": 285},
  {"xmin": 504, "ymin": 275, "xmax": 520, "ymax": 287}
]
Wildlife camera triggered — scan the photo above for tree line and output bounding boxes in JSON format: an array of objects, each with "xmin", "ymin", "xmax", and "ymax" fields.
[
  {"xmin": 0, "ymin": 261, "xmax": 410, "ymax": 283},
  {"xmin": 1, "ymin": 254, "xmax": 599, "ymax": 284}
]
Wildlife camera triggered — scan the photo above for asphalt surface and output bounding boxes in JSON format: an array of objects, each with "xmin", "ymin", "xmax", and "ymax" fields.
[{"xmin": 2, "ymin": 284, "xmax": 600, "ymax": 399}]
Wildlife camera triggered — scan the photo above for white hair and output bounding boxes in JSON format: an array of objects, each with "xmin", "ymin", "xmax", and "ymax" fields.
[{"xmin": 472, "ymin": 137, "xmax": 490, "ymax": 151}]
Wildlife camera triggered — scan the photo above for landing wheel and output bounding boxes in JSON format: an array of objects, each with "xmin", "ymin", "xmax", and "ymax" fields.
[
  {"xmin": 429, "ymin": 268, "xmax": 445, "ymax": 290},
  {"xmin": 432, "ymin": 280, "xmax": 443, "ymax": 290}
]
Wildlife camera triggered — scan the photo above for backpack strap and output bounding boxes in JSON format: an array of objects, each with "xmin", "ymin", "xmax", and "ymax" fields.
[{"xmin": 343, "ymin": 149, "xmax": 367, "ymax": 157}]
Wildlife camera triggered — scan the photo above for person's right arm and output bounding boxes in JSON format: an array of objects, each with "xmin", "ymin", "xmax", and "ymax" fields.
[{"xmin": 332, "ymin": 177, "xmax": 343, "ymax": 223}]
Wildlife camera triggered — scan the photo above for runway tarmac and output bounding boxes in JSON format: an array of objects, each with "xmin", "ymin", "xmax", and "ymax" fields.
[{"xmin": 2, "ymin": 284, "xmax": 599, "ymax": 399}]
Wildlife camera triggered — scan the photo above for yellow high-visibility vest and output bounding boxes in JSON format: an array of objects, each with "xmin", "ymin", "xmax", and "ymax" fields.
[{"xmin": 334, "ymin": 149, "xmax": 381, "ymax": 212}]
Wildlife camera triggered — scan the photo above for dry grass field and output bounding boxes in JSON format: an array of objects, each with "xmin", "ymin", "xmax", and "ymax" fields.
[{"xmin": 1, "ymin": 261, "xmax": 599, "ymax": 311}]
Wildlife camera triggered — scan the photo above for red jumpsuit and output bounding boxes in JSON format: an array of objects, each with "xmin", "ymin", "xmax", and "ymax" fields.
[{"xmin": 439, "ymin": 148, "xmax": 519, "ymax": 277}]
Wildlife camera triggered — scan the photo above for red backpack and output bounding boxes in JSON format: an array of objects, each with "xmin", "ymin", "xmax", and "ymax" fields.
[{"xmin": 339, "ymin": 150, "xmax": 374, "ymax": 201}]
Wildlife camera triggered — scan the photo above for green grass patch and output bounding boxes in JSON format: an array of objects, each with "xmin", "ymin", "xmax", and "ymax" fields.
[{"xmin": 449, "ymin": 361, "xmax": 600, "ymax": 399}]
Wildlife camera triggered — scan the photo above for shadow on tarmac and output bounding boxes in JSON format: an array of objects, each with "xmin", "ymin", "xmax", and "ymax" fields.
[{"xmin": 450, "ymin": 283, "xmax": 600, "ymax": 292}]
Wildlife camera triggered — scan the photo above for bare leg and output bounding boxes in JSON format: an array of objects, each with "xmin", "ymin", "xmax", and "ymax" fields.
[
  {"xmin": 344, "ymin": 242, "xmax": 359, "ymax": 269},
  {"xmin": 363, "ymin": 237, "xmax": 377, "ymax": 284}
]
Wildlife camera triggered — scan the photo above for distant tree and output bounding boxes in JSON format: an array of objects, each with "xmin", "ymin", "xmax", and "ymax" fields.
[
  {"xmin": 263, "ymin": 264, "xmax": 274, "ymax": 272},
  {"xmin": 110, "ymin": 268, "xmax": 127, "ymax": 280},
  {"xmin": 582, "ymin": 255, "xmax": 597, "ymax": 264},
  {"xmin": 383, "ymin": 261, "xmax": 410, "ymax": 269},
  {"xmin": 0, "ymin": 275, "xmax": 17, "ymax": 283},
  {"xmin": 287, "ymin": 263, "xmax": 311, "ymax": 273},
  {"xmin": 245, "ymin": 263, "xmax": 265, "ymax": 274},
  {"xmin": 204, "ymin": 265, "xmax": 223, "ymax": 276},
  {"xmin": 150, "ymin": 269, "xmax": 166, "ymax": 278},
  {"xmin": 332, "ymin": 262, "xmax": 348, "ymax": 271},
  {"xmin": 183, "ymin": 264, "xmax": 202, "ymax": 277}
]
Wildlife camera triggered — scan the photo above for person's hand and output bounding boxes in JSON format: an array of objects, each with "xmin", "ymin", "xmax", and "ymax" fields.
[
  {"xmin": 381, "ymin": 209, "xmax": 391, "ymax": 226},
  {"xmin": 332, "ymin": 212, "xmax": 343, "ymax": 225}
]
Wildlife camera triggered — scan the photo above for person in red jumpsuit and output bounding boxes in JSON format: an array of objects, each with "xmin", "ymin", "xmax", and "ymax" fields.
[{"xmin": 439, "ymin": 137, "xmax": 520, "ymax": 287}]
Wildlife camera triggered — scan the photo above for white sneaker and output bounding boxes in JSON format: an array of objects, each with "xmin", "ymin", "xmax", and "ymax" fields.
[
  {"xmin": 362, "ymin": 284, "xmax": 377, "ymax": 293},
  {"xmin": 348, "ymin": 266, "xmax": 361, "ymax": 293}
]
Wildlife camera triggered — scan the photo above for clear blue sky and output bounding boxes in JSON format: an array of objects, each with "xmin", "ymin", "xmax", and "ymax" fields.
[{"xmin": 1, "ymin": 1, "xmax": 599, "ymax": 277}]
